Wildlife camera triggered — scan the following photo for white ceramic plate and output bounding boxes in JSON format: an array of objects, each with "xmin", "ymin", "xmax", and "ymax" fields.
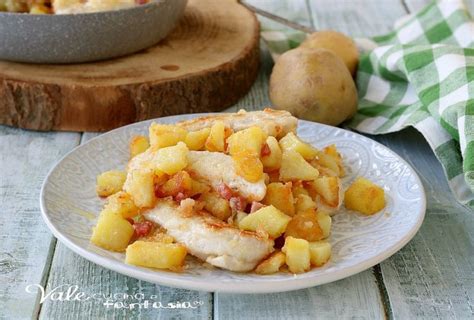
[{"xmin": 40, "ymin": 114, "xmax": 426, "ymax": 294}]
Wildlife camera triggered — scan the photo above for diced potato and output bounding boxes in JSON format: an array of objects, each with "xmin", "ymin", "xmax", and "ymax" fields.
[
  {"xmin": 323, "ymin": 144, "xmax": 345, "ymax": 176},
  {"xmin": 125, "ymin": 241, "xmax": 187, "ymax": 270},
  {"xmin": 233, "ymin": 151, "xmax": 264, "ymax": 183},
  {"xmin": 184, "ymin": 128, "xmax": 211, "ymax": 151},
  {"xmin": 255, "ymin": 251, "xmax": 286, "ymax": 274},
  {"xmin": 309, "ymin": 241, "xmax": 331, "ymax": 267},
  {"xmin": 156, "ymin": 171, "xmax": 192, "ymax": 198},
  {"xmin": 307, "ymin": 176, "xmax": 342, "ymax": 208},
  {"xmin": 227, "ymin": 126, "xmax": 267, "ymax": 157},
  {"xmin": 279, "ymin": 132, "xmax": 318, "ymax": 160},
  {"xmin": 282, "ymin": 236, "xmax": 311, "ymax": 274},
  {"xmin": 238, "ymin": 205, "xmax": 291, "ymax": 238},
  {"xmin": 200, "ymin": 192, "xmax": 232, "ymax": 221},
  {"xmin": 149, "ymin": 123, "xmax": 187, "ymax": 149},
  {"xmin": 261, "ymin": 136, "xmax": 283, "ymax": 171},
  {"xmin": 153, "ymin": 142, "xmax": 189, "ymax": 175},
  {"xmin": 295, "ymin": 194, "xmax": 317, "ymax": 213},
  {"xmin": 344, "ymin": 177, "xmax": 385, "ymax": 215},
  {"xmin": 292, "ymin": 182, "xmax": 309, "ymax": 198},
  {"xmin": 190, "ymin": 179, "xmax": 211, "ymax": 197},
  {"xmin": 311, "ymin": 153, "xmax": 339, "ymax": 177},
  {"xmin": 129, "ymin": 135, "xmax": 150, "ymax": 158},
  {"xmin": 316, "ymin": 211, "xmax": 332, "ymax": 238},
  {"xmin": 123, "ymin": 169, "xmax": 156, "ymax": 208},
  {"xmin": 262, "ymin": 182, "xmax": 295, "ymax": 216},
  {"xmin": 279, "ymin": 150, "xmax": 319, "ymax": 181},
  {"xmin": 205, "ymin": 121, "xmax": 226, "ymax": 152},
  {"xmin": 285, "ymin": 210, "xmax": 323, "ymax": 241},
  {"xmin": 96, "ymin": 170, "xmax": 127, "ymax": 197},
  {"xmin": 267, "ymin": 171, "xmax": 281, "ymax": 183},
  {"xmin": 91, "ymin": 210, "xmax": 134, "ymax": 252},
  {"xmin": 104, "ymin": 191, "xmax": 139, "ymax": 219}
]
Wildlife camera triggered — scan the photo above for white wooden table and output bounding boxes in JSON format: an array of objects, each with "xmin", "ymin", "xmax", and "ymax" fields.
[{"xmin": 1, "ymin": 1, "xmax": 473, "ymax": 319}]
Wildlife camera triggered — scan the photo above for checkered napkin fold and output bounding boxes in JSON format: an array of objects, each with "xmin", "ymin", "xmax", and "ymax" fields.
[{"xmin": 261, "ymin": 0, "xmax": 474, "ymax": 208}]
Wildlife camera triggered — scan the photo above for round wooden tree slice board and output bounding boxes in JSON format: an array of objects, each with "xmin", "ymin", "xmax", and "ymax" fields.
[{"xmin": 0, "ymin": 0, "xmax": 260, "ymax": 132}]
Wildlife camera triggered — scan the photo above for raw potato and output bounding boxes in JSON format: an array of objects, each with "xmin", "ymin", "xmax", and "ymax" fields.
[
  {"xmin": 238, "ymin": 205, "xmax": 291, "ymax": 238},
  {"xmin": 285, "ymin": 209, "xmax": 324, "ymax": 241},
  {"xmin": 280, "ymin": 150, "xmax": 319, "ymax": 181},
  {"xmin": 282, "ymin": 236, "xmax": 311, "ymax": 273},
  {"xmin": 185, "ymin": 128, "xmax": 211, "ymax": 151},
  {"xmin": 129, "ymin": 135, "xmax": 150, "ymax": 158},
  {"xmin": 261, "ymin": 136, "xmax": 282, "ymax": 171},
  {"xmin": 105, "ymin": 191, "xmax": 139, "ymax": 219},
  {"xmin": 301, "ymin": 30, "xmax": 359, "ymax": 76},
  {"xmin": 279, "ymin": 132, "xmax": 318, "ymax": 160},
  {"xmin": 96, "ymin": 170, "xmax": 127, "ymax": 197},
  {"xmin": 345, "ymin": 177, "xmax": 385, "ymax": 215},
  {"xmin": 149, "ymin": 123, "xmax": 187, "ymax": 149},
  {"xmin": 309, "ymin": 241, "xmax": 331, "ymax": 266},
  {"xmin": 91, "ymin": 210, "xmax": 134, "ymax": 252},
  {"xmin": 269, "ymin": 47, "xmax": 358, "ymax": 126},
  {"xmin": 262, "ymin": 182, "xmax": 295, "ymax": 216},
  {"xmin": 125, "ymin": 241, "xmax": 187, "ymax": 270},
  {"xmin": 255, "ymin": 251, "xmax": 286, "ymax": 274}
]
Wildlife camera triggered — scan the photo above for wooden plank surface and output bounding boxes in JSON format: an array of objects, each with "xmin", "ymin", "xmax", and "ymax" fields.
[{"xmin": 0, "ymin": 128, "xmax": 80, "ymax": 320}]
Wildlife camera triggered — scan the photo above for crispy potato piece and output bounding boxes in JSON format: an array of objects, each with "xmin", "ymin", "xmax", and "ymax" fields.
[
  {"xmin": 228, "ymin": 126, "xmax": 267, "ymax": 157},
  {"xmin": 233, "ymin": 151, "xmax": 264, "ymax": 183},
  {"xmin": 295, "ymin": 194, "xmax": 317, "ymax": 213},
  {"xmin": 129, "ymin": 135, "xmax": 150, "ymax": 159},
  {"xmin": 323, "ymin": 144, "xmax": 345, "ymax": 176},
  {"xmin": 285, "ymin": 209, "xmax": 324, "ymax": 241},
  {"xmin": 344, "ymin": 177, "xmax": 385, "ymax": 215},
  {"xmin": 123, "ymin": 169, "xmax": 156, "ymax": 208},
  {"xmin": 153, "ymin": 142, "xmax": 189, "ymax": 175},
  {"xmin": 309, "ymin": 241, "xmax": 331, "ymax": 267},
  {"xmin": 307, "ymin": 176, "xmax": 342, "ymax": 208},
  {"xmin": 149, "ymin": 123, "xmax": 187, "ymax": 149},
  {"xmin": 282, "ymin": 236, "xmax": 311, "ymax": 274},
  {"xmin": 205, "ymin": 121, "xmax": 226, "ymax": 152},
  {"xmin": 91, "ymin": 210, "xmax": 134, "ymax": 252},
  {"xmin": 156, "ymin": 171, "xmax": 192, "ymax": 197},
  {"xmin": 279, "ymin": 132, "xmax": 318, "ymax": 160},
  {"xmin": 184, "ymin": 128, "xmax": 211, "ymax": 151},
  {"xmin": 104, "ymin": 191, "xmax": 139, "ymax": 219},
  {"xmin": 96, "ymin": 170, "xmax": 127, "ymax": 197},
  {"xmin": 255, "ymin": 251, "xmax": 286, "ymax": 274},
  {"xmin": 261, "ymin": 136, "xmax": 283, "ymax": 171},
  {"xmin": 200, "ymin": 192, "xmax": 232, "ymax": 221},
  {"xmin": 292, "ymin": 182, "xmax": 310, "ymax": 198},
  {"xmin": 263, "ymin": 182, "xmax": 295, "ymax": 216},
  {"xmin": 238, "ymin": 205, "xmax": 291, "ymax": 238},
  {"xmin": 126, "ymin": 241, "xmax": 187, "ymax": 270},
  {"xmin": 280, "ymin": 150, "xmax": 319, "ymax": 181},
  {"xmin": 316, "ymin": 211, "xmax": 332, "ymax": 238}
]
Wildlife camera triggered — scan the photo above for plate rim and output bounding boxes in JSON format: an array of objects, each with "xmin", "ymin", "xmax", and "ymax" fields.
[{"xmin": 39, "ymin": 113, "xmax": 427, "ymax": 294}]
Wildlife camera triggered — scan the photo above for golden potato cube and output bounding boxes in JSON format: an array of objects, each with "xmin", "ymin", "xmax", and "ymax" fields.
[
  {"xmin": 156, "ymin": 171, "xmax": 192, "ymax": 198},
  {"xmin": 149, "ymin": 123, "xmax": 187, "ymax": 149},
  {"xmin": 185, "ymin": 128, "xmax": 211, "ymax": 151},
  {"xmin": 323, "ymin": 144, "xmax": 345, "ymax": 176},
  {"xmin": 153, "ymin": 142, "xmax": 189, "ymax": 175},
  {"xmin": 295, "ymin": 194, "xmax": 317, "ymax": 213},
  {"xmin": 261, "ymin": 136, "xmax": 283, "ymax": 171},
  {"xmin": 105, "ymin": 191, "xmax": 139, "ymax": 219},
  {"xmin": 227, "ymin": 126, "xmax": 267, "ymax": 157},
  {"xmin": 125, "ymin": 241, "xmax": 187, "ymax": 270},
  {"xmin": 189, "ymin": 179, "xmax": 211, "ymax": 197},
  {"xmin": 205, "ymin": 121, "xmax": 226, "ymax": 152},
  {"xmin": 129, "ymin": 135, "xmax": 150, "ymax": 159},
  {"xmin": 280, "ymin": 150, "xmax": 319, "ymax": 181},
  {"xmin": 200, "ymin": 192, "xmax": 232, "ymax": 221},
  {"xmin": 316, "ymin": 211, "xmax": 332, "ymax": 238},
  {"xmin": 292, "ymin": 182, "xmax": 310, "ymax": 198},
  {"xmin": 233, "ymin": 151, "xmax": 264, "ymax": 183},
  {"xmin": 311, "ymin": 152, "xmax": 340, "ymax": 177},
  {"xmin": 91, "ymin": 210, "xmax": 134, "ymax": 252},
  {"xmin": 255, "ymin": 251, "xmax": 286, "ymax": 274},
  {"xmin": 263, "ymin": 182, "xmax": 295, "ymax": 216},
  {"xmin": 279, "ymin": 132, "xmax": 319, "ymax": 160},
  {"xmin": 309, "ymin": 241, "xmax": 331, "ymax": 267},
  {"xmin": 285, "ymin": 209, "xmax": 324, "ymax": 241},
  {"xmin": 123, "ymin": 169, "xmax": 156, "ymax": 208},
  {"xmin": 238, "ymin": 205, "xmax": 291, "ymax": 238},
  {"xmin": 307, "ymin": 176, "xmax": 342, "ymax": 208},
  {"xmin": 96, "ymin": 170, "xmax": 127, "ymax": 197},
  {"xmin": 344, "ymin": 177, "xmax": 385, "ymax": 215},
  {"xmin": 282, "ymin": 236, "xmax": 311, "ymax": 274}
]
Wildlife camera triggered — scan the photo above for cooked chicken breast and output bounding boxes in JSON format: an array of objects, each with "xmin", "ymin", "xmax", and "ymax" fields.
[
  {"xmin": 143, "ymin": 199, "xmax": 274, "ymax": 272},
  {"xmin": 177, "ymin": 108, "xmax": 298, "ymax": 139},
  {"xmin": 187, "ymin": 151, "xmax": 266, "ymax": 201}
]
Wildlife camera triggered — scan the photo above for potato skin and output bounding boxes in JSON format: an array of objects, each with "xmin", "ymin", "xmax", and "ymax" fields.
[
  {"xmin": 269, "ymin": 47, "xmax": 357, "ymax": 126},
  {"xmin": 300, "ymin": 30, "xmax": 359, "ymax": 77}
]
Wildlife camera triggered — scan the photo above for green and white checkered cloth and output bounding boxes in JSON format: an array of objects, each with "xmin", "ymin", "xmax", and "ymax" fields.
[{"xmin": 261, "ymin": 0, "xmax": 474, "ymax": 208}]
